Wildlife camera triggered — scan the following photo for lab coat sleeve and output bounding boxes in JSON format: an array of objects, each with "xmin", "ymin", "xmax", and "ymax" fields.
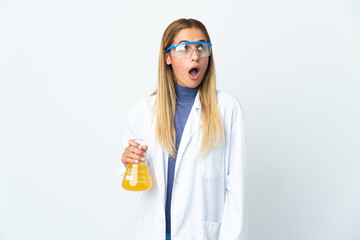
[
  {"xmin": 218, "ymin": 105, "xmax": 248, "ymax": 240},
  {"xmin": 118, "ymin": 103, "xmax": 146, "ymax": 178}
]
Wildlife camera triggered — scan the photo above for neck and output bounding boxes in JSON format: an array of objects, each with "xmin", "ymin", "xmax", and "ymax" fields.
[{"xmin": 175, "ymin": 83, "xmax": 198, "ymax": 104}]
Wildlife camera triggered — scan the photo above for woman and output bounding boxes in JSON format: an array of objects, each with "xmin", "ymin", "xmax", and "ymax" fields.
[{"xmin": 120, "ymin": 18, "xmax": 248, "ymax": 240}]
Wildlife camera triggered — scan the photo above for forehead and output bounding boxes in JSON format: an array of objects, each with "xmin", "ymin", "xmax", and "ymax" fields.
[{"xmin": 173, "ymin": 28, "xmax": 207, "ymax": 43}]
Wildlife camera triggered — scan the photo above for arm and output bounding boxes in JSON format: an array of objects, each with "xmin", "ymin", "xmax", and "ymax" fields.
[
  {"xmin": 119, "ymin": 105, "xmax": 148, "ymax": 177},
  {"xmin": 218, "ymin": 106, "xmax": 248, "ymax": 240}
]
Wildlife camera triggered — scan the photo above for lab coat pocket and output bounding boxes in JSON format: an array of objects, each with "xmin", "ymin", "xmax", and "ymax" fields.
[
  {"xmin": 200, "ymin": 146, "xmax": 225, "ymax": 179},
  {"xmin": 134, "ymin": 219, "xmax": 145, "ymax": 240},
  {"xmin": 203, "ymin": 220, "xmax": 221, "ymax": 240}
]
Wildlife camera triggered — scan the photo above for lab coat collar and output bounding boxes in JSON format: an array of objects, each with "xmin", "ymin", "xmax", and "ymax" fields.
[{"xmin": 193, "ymin": 90, "xmax": 201, "ymax": 110}]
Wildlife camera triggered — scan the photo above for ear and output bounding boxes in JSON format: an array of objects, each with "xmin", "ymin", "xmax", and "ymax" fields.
[{"xmin": 165, "ymin": 53, "xmax": 172, "ymax": 65}]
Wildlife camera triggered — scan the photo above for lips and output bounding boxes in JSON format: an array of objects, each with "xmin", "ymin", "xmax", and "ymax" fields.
[{"xmin": 188, "ymin": 67, "xmax": 200, "ymax": 80}]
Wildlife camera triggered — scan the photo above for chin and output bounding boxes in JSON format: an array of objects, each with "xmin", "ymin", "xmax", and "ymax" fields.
[
  {"xmin": 186, "ymin": 79, "xmax": 203, "ymax": 88},
  {"xmin": 187, "ymin": 82, "xmax": 200, "ymax": 88}
]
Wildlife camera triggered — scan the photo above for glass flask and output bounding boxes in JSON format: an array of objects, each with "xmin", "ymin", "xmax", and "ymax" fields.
[{"xmin": 122, "ymin": 139, "xmax": 152, "ymax": 191}]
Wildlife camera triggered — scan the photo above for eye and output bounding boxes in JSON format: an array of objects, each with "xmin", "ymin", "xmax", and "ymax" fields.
[
  {"xmin": 175, "ymin": 44, "xmax": 188, "ymax": 51},
  {"xmin": 197, "ymin": 44, "xmax": 207, "ymax": 51}
]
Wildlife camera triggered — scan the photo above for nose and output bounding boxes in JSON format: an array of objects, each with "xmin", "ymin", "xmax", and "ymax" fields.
[{"xmin": 190, "ymin": 48, "xmax": 199, "ymax": 62}]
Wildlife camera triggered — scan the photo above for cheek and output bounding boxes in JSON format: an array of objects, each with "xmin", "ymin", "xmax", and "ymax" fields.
[
  {"xmin": 172, "ymin": 61, "xmax": 186, "ymax": 75},
  {"xmin": 201, "ymin": 59, "xmax": 209, "ymax": 74}
]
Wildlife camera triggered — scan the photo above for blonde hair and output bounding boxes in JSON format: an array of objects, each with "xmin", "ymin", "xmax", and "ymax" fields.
[{"xmin": 152, "ymin": 18, "xmax": 224, "ymax": 158}]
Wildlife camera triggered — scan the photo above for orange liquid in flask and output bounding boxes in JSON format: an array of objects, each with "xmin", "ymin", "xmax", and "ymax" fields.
[{"xmin": 122, "ymin": 163, "xmax": 152, "ymax": 191}]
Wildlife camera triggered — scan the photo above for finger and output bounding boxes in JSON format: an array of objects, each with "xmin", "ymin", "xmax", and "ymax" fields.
[
  {"xmin": 126, "ymin": 145, "xmax": 146, "ymax": 157},
  {"xmin": 123, "ymin": 151, "xmax": 145, "ymax": 163},
  {"xmin": 128, "ymin": 139, "xmax": 141, "ymax": 149},
  {"xmin": 121, "ymin": 155, "xmax": 128, "ymax": 167},
  {"xmin": 121, "ymin": 154, "xmax": 140, "ymax": 165},
  {"xmin": 122, "ymin": 151, "xmax": 140, "ymax": 162},
  {"xmin": 121, "ymin": 155, "xmax": 140, "ymax": 166},
  {"xmin": 142, "ymin": 145, "xmax": 148, "ymax": 152}
]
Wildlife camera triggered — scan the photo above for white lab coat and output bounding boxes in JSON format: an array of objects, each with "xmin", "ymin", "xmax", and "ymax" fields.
[{"xmin": 119, "ymin": 91, "xmax": 248, "ymax": 240}]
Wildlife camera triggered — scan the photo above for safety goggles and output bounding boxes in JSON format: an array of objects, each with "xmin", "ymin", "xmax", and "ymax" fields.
[{"xmin": 165, "ymin": 41, "xmax": 212, "ymax": 58}]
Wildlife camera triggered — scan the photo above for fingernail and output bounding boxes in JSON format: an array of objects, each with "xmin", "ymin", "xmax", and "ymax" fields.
[
  {"xmin": 138, "ymin": 145, "xmax": 142, "ymax": 149},
  {"xmin": 135, "ymin": 160, "xmax": 138, "ymax": 163},
  {"xmin": 141, "ymin": 157, "xmax": 145, "ymax": 161}
]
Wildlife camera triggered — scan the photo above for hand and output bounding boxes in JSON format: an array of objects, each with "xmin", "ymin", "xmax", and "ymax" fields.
[{"xmin": 121, "ymin": 139, "xmax": 148, "ymax": 167}]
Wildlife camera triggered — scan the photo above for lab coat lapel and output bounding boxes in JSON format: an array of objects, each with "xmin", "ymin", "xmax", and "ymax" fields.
[
  {"xmin": 146, "ymin": 105, "xmax": 166, "ymax": 208},
  {"xmin": 174, "ymin": 92, "xmax": 203, "ymax": 179},
  {"xmin": 149, "ymin": 135, "xmax": 167, "ymax": 207}
]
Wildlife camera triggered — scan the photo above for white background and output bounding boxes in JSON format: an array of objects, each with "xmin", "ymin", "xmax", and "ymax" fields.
[{"xmin": 1, "ymin": 0, "xmax": 359, "ymax": 239}]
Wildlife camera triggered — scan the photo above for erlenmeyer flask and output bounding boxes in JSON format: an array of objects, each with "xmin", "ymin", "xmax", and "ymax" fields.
[{"xmin": 122, "ymin": 139, "xmax": 152, "ymax": 191}]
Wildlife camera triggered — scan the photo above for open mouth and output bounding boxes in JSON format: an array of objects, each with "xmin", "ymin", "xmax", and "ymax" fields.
[{"xmin": 188, "ymin": 67, "xmax": 199, "ymax": 80}]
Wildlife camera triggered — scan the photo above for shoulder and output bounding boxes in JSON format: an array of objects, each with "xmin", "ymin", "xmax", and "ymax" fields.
[
  {"xmin": 216, "ymin": 91, "xmax": 245, "ymax": 130},
  {"xmin": 134, "ymin": 94, "xmax": 156, "ymax": 111},
  {"xmin": 216, "ymin": 90, "xmax": 243, "ymax": 113},
  {"xmin": 127, "ymin": 95, "xmax": 156, "ymax": 121}
]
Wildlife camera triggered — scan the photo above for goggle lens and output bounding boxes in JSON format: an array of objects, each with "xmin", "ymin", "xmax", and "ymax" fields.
[{"xmin": 165, "ymin": 41, "xmax": 212, "ymax": 58}]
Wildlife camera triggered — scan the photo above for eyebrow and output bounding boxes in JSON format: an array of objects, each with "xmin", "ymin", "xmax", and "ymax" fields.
[{"xmin": 177, "ymin": 39, "xmax": 207, "ymax": 44}]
